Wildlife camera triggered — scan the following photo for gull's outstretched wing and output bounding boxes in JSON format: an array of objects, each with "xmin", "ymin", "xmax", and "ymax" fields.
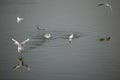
[
  {"xmin": 21, "ymin": 38, "xmax": 30, "ymax": 45},
  {"xmin": 98, "ymin": 3, "xmax": 105, "ymax": 7},
  {"xmin": 12, "ymin": 38, "xmax": 20, "ymax": 45},
  {"xmin": 107, "ymin": 5, "xmax": 112, "ymax": 12}
]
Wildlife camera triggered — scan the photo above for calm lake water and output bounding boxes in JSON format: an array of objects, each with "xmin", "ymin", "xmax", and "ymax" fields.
[{"xmin": 0, "ymin": 0, "xmax": 120, "ymax": 80}]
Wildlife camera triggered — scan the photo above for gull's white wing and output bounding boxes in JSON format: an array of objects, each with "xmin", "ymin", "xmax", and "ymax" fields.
[
  {"xmin": 105, "ymin": 3, "xmax": 112, "ymax": 12},
  {"xmin": 12, "ymin": 38, "xmax": 20, "ymax": 45},
  {"xmin": 21, "ymin": 38, "xmax": 30, "ymax": 45}
]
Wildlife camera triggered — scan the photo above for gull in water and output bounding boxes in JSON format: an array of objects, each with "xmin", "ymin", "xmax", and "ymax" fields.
[
  {"xmin": 69, "ymin": 34, "xmax": 74, "ymax": 43},
  {"xmin": 98, "ymin": 3, "xmax": 112, "ymax": 12},
  {"xmin": 13, "ymin": 57, "xmax": 30, "ymax": 70},
  {"xmin": 43, "ymin": 33, "xmax": 51, "ymax": 39},
  {"xmin": 17, "ymin": 17, "xmax": 24, "ymax": 23},
  {"xmin": 12, "ymin": 38, "xmax": 30, "ymax": 53}
]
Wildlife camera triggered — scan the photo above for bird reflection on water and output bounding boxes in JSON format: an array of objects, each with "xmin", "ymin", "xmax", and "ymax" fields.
[{"xmin": 13, "ymin": 57, "xmax": 30, "ymax": 70}]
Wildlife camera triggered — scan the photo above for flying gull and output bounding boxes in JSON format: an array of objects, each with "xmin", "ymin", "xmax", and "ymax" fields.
[
  {"xmin": 12, "ymin": 38, "xmax": 30, "ymax": 53},
  {"xmin": 98, "ymin": 3, "xmax": 112, "ymax": 12},
  {"xmin": 17, "ymin": 17, "xmax": 24, "ymax": 23}
]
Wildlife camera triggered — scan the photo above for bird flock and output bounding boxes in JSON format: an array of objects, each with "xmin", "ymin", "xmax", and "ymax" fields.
[{"xmin": 12, "ymin": 3, "xmax": 112, "ymax": 70}]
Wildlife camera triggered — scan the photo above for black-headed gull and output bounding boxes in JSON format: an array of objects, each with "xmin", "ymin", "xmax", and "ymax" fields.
[
  {"xmin": 43, "ymin": 33, "xmax": 51, "ymax": 39},
  {"xmin": 69, "ymin": 34, "xmax": 74, "ymax": 43},
  {"xmin": 12, "ymin": 38, "xmax": 30, "ymax": 53},
  {"xmin": 98, "ymin": 3, "xmax": 112, "ymax": 12},
  {"xmin": 17, "ymin": 17, "xmax": 24, "ymax": 23},
  {"xmin": 13, "ymin": 57, "xmax": 30, "ymax": 70}
]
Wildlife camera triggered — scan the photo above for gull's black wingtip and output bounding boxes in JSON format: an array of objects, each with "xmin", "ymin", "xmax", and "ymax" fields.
[{"xmin": 98, "ymin": 4, "xmax": 104, "ymax": 7}]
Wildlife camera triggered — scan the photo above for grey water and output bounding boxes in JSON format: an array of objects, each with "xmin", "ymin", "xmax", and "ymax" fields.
[{"xmin": 0, "ymin": 0, "xmax": 120, "ymax": 80}]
